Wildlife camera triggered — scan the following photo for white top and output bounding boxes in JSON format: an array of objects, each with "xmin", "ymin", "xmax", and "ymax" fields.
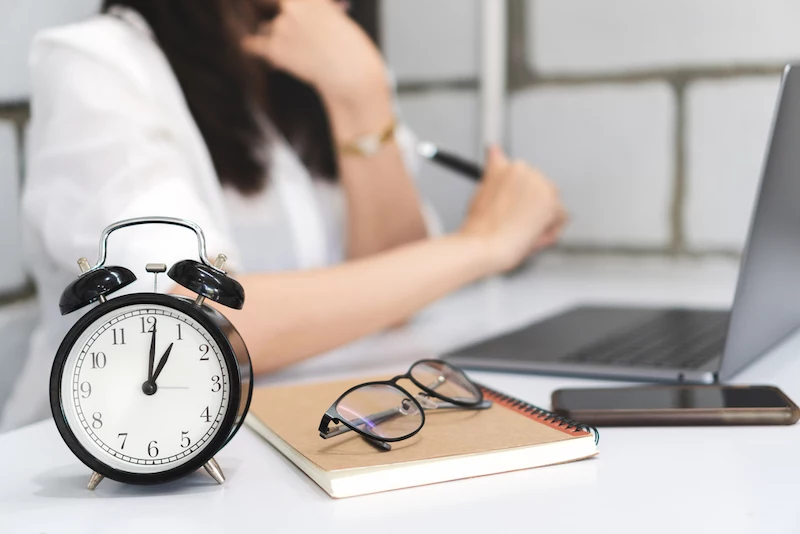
[
  {"xmin": 5, "ymin": 255, "xmax": 791, "ymax": 534},
  {"xmin": 0, "ymin": 8, "xmax": 423, "ymax": 431}
]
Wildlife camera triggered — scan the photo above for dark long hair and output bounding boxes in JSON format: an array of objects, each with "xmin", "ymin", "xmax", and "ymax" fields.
[{"xmin": 101, "ymin": 0, "xmax": 341, "ymax": 194}]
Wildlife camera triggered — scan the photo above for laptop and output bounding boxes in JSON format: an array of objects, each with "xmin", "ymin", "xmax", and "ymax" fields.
[{"xmin": 445, "ymin": 64, "xmax": 800, "ymax": 384}]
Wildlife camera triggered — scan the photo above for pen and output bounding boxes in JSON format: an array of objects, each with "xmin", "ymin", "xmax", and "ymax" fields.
[{"xmin": 416, "ymin": 141, "xmax": 483, "ymax": 181}]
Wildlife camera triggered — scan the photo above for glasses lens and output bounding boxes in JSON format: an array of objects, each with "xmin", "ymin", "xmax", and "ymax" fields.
[
  {"xmin": 335, "ymin": 384, "xmax": 423, "ymax": 440},
  {"xmin": 410, "ymin": 360, "xmax": 482, "ymax": 404}
]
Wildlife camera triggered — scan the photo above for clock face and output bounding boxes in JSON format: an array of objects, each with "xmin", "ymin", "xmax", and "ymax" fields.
[{"xmin": 59, "ymin": 303, "xmax": 231, "ymax": 474}]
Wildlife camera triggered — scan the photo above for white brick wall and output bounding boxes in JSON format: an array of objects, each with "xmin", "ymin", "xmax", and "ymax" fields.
[
  {"xmin": 0, "ymin": 0, "xmax": 101, "ymax": 101},
  {"xmin": 685, "ymin": 77, "xmax": 782, "ymax": 250},
  {"xmin": 509, "ymin": 83, "xmax": 675, "ymax": 247},
  {"xmin": 530, "ymin": 0, "xmax": 800, "ymax": 74},
  {"xmin": 399, "ymin": 90, "xmax": 480, "ymax": 231},
  {"xmin": 382, "ymin": 0, "xmax": 480, "ymax": 83},
  {"xmin": 0, "ymin": 120, "xmax": 26, "ymax": 293}
]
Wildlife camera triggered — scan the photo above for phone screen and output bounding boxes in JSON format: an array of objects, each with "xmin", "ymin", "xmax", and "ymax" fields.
[{"xmin": 555, "ymin": 386, "xmax": 790, "ymax": 411}]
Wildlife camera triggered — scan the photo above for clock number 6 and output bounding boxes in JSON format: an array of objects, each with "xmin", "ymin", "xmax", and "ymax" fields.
[{"xmin": 148, "ymin": 440, "xmax": 159, "ymax": 458}]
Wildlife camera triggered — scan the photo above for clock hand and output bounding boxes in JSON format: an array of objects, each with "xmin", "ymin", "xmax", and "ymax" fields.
[
  {"xmin": 147, "ymin": 326, "xmax": 156, "ymax": 382},
  {"xmin": 151, "ymin": 342, "xmax": 174, "ymax": 385}
]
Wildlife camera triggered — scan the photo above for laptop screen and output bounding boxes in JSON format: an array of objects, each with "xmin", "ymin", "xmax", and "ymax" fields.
[{"xmin": 719, "ymin": 65, "xmax": 800, "ymax": 379}]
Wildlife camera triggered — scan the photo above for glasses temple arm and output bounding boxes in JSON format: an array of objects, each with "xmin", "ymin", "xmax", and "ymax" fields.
[
  {"xmin": 320, "ymin": 397, "xmax": 491, "ymax": 440},
  {"xmin": 319, "ymin": 408, "xmax": 401, "ymax": 452}
]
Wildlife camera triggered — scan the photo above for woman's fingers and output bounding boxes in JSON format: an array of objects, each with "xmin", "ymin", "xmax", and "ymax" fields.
[
  {"xmin": 534, "ymin": 204, "xmax": 568, "ymax": 249},
  {"xmin": 484, "ymin": 144, "xmax": 509, "ymax": 176}
]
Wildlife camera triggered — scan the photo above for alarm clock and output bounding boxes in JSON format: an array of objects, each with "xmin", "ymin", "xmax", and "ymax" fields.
[{"xmin": 49, "ymin": 217, "xmax": 252, "ymax": 490}]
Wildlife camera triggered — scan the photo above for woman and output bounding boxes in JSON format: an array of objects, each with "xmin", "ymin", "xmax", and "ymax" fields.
[{"xmin": 1, "ymin": 0, "xmax": 565, "ymax": 430}]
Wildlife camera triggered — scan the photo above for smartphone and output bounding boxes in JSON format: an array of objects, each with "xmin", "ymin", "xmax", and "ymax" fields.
[{"xmin": 551, "ymin": 385, "xmax": 800, "ymax": 426}]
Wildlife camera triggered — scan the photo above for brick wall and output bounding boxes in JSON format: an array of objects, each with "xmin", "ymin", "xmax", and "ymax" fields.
[
  {"xmin": 2, "ymin": 0, "xmax": 799, "ymax": 299},
  {"xmin": 387, "ymin": 0, "xmax": 798, "ymax": 255}
]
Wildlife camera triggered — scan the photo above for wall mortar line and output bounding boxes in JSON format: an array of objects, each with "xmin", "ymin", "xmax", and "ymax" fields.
[
  {"xmin": 397, "ymin": 79, "xmax": 479, "ymax": 94},
  {"xmin": 671, "ymin": 79, "xmax": 688, "ymax": 253}
]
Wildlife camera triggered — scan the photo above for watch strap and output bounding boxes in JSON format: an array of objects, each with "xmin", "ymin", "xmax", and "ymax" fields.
[{"xmin": 338, "ymin": 119, "xmax": 398, "ymax": 157}]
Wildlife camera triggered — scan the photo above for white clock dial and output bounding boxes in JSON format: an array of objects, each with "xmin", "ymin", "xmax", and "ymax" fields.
[{"xmin": 60, "ymin": 303, "xmax": 230, "ymax": 474}]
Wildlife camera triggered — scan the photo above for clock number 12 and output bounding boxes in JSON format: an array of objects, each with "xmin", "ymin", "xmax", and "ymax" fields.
[{"xmin": 140, "ymin": 316, "xmax": 156, "ymax": 334}]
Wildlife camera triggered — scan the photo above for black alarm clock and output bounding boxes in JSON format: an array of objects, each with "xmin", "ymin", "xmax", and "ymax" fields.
[{"xmin": 49, "ymin": 217, "xmax": 252, "ymax": 490}]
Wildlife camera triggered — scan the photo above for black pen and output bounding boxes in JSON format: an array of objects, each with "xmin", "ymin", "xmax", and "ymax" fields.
[{"xmin": 416, "ymin": 141, "xmax": 483, "ymax": 181}]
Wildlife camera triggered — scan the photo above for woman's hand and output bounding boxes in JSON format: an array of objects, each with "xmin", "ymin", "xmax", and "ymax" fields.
[
  {"xmin": 241, "ymin": 0, "xmax": 386, "ymax": 105},
  {"xmin": 461, "ymin": 146, "xmax": 567, "ymax": 274}
]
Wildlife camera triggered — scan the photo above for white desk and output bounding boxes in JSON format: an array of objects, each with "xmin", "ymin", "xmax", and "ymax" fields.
[{"xmin": 3, "ymin": 254, "xmax": 800, "ymax": 534}]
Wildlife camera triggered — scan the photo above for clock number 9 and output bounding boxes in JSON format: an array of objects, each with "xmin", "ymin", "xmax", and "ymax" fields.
[
  {"xmin": 211, "ymin": 375, "xmax": 221, "ymax": 392},
  {"xmin": 80, "ymin": 381, "xmax": 92, "ymax": 398},
  {"xmin": 148, "ymin": 440, "xmax": 159, "ymax": 458},
  {"xmin": 199, "ymin": 344, "xmax": 210, "ymax": 361}
]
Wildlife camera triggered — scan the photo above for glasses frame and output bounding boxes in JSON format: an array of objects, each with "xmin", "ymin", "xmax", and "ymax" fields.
[{"xmin": 318, "ymin": 359, "xmax": 488, "ymax": 450}]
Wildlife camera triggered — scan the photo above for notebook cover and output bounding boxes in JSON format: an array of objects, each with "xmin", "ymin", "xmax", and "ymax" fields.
[{"xmin": 246, "ymin": 376, "xmax": 597, "ymax": 473}]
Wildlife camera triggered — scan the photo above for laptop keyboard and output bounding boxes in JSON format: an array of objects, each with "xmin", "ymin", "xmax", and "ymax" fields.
[{"xmin": 559, "ymin": 310, "xmax": 729, "ymax": 370}]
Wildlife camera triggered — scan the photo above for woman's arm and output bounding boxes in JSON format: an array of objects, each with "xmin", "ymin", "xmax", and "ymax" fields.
[
  {"xmin": 194, "ymin": 147, "xmax": 566, "ymax": 375},
  {"xmin": 323, "ymin": 84, "xmax": 428, "ymax": 259},
  {"xmin": 229, "ymin": 234, "xmax": 487, "ymax": 374},
  {"xmin": 243, "ymin": 0, "xmax": 428, "ymax": 259}
]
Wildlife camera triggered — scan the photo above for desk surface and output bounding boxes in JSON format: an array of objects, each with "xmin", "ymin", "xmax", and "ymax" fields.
[{"xmin": 3, "ymin": 254, "xmax": 800, "ymax": 533}]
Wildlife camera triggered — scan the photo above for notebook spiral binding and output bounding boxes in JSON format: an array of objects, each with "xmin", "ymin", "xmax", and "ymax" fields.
[{"xmin": 478, "ymin": 384, "xmax": 600, "ymax": 445}]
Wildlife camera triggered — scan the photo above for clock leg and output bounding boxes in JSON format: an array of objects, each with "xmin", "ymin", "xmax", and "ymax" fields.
[
  {"xmin": 203, "ymin": 457, "xmax": 226, "ymax": 484},
  {"xmin": 87, "ymin": 471, "xmax": 104, "ymax": 490}
]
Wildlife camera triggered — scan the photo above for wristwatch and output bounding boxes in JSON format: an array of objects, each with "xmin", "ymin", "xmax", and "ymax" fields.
[{"xmin": 338, "ymin": 119, "xmax": 397, "ymax": 157}]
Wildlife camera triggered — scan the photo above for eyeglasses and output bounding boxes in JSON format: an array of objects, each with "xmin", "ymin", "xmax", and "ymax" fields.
[{"xmin": 318, "ymin": 359, "xmax": 492, "ymax": 451}]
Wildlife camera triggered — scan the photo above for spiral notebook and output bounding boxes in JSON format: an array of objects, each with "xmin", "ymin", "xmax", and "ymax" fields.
[{"xmin": 245, "ymin": 377, "xmax": 599, "ymax": 498}]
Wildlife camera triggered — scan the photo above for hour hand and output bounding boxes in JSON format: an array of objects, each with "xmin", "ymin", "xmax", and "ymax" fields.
[
  {"xmin": 151, "ymin": 343, "xmax": 174, "ymax": 385},
  {"xmin": 142, "ymin": 340, "xmax": 171, "ymax": 396}
]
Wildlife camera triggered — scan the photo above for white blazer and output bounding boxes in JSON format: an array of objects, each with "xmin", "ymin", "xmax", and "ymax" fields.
[{"xmin": 1, "ymin": 7, "xmax": 424, "ymax": 431}]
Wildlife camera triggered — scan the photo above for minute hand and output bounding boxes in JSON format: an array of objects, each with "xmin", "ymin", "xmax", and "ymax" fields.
[
  {"xmin": 148, "ymin": 328, "xmax": 156, "ymax": 381},
  {"xmin": 151, "ymin": 343, "xmax": 174, "ymax": 385}
]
